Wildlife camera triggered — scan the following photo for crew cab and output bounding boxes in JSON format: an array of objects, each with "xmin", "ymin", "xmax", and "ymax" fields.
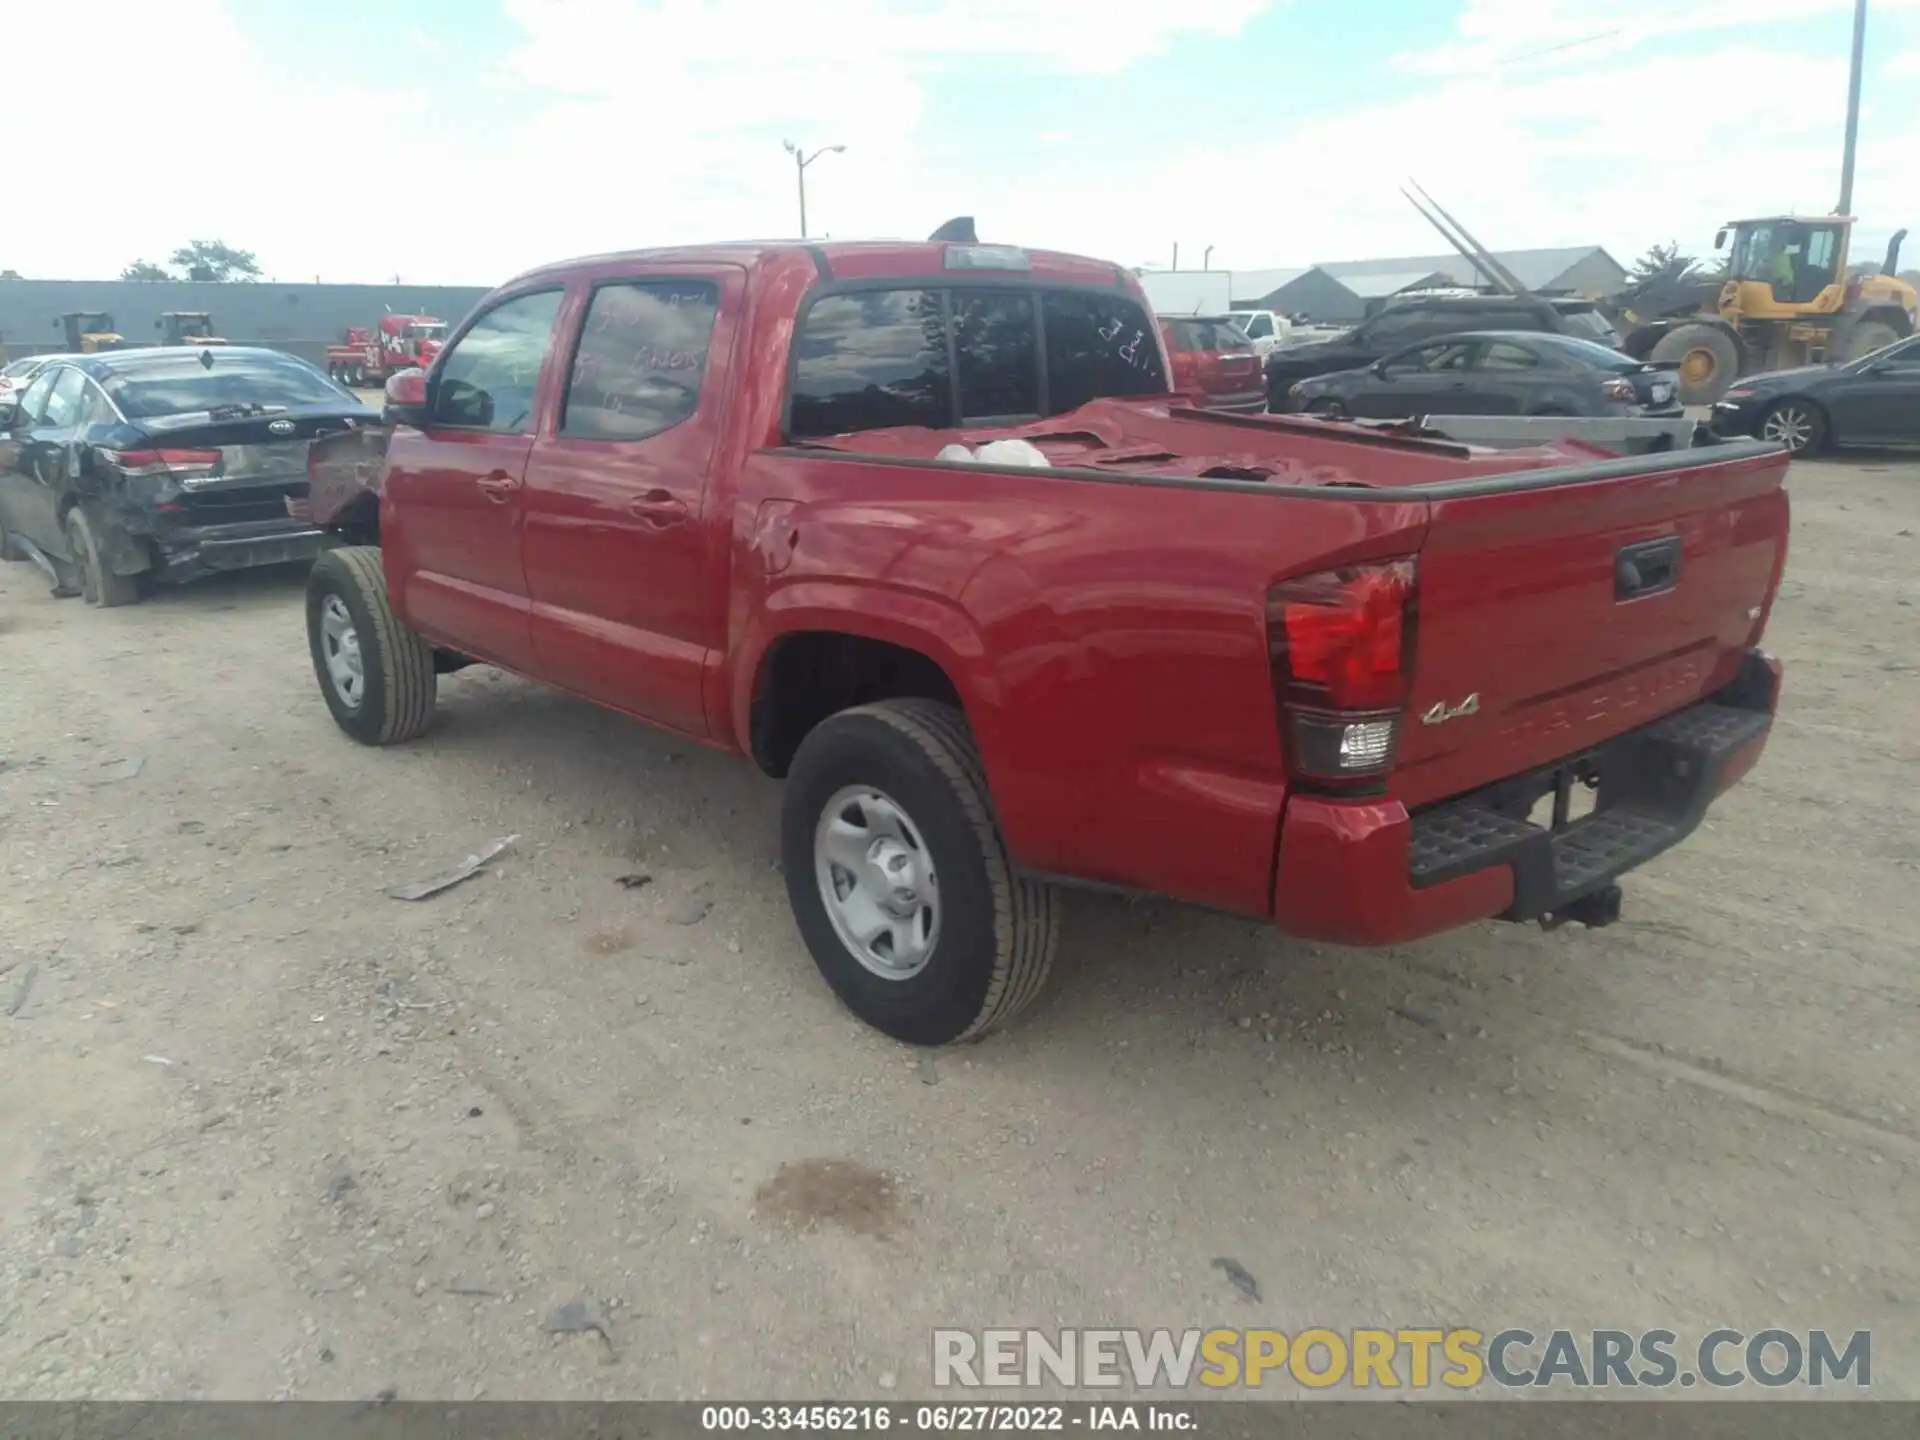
[{"xmin": 302, "ymin": 239, "xmax": 1790, "ymax": 1046}]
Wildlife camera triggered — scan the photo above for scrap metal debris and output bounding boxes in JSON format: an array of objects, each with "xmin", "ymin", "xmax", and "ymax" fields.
[
  {"xmin": 546, "ymin": 1299, "xmax": 618, "ymax": 1359},
  {"xmin": 6, "ymin": 964, "xmax": 38, "ymax": 1018},
  {"xmin": 386, "ymin": 835, "xmax": 518, "ymax": 901},
  {"xmin": 614, "ymin": 872, "xmax": 653, "ymax": 890},
  {"xmin": 1211, "ymin": 1256, "xmax": 1261, "ymax": 1302}
]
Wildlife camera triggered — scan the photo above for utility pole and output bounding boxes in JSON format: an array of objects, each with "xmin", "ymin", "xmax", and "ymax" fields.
[
  {"xmin": 783, "ymin": 140, "xmax": 845, "ymax": 239},
  {"xmin": 1837, "ymin": 0, "xmax": 1867, "ymax": 214},
  {"xmin": 1171, "ymin": 242, "xmax": 1179, "ymax": 270}
]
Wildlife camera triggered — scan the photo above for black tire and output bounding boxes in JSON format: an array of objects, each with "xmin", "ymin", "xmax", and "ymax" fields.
[
  {"xmin": 65, "ymin": 508, "xmax": 140, "ymax": 607},
  {"xmin": 781, "ymin": 699, "xmax": 1059, "ymax": 1046},
  {"xmin": 306, "ymin": 545, "xmax": 437, "ymax": 745},
  {"xmin": 1757, "ymin": 398, "xmax": 1827, "ymax": 457},
  {"xmin": 1832, "ymin": 319, "xmax": 1902, "ymax": 363},
  {"xmin": 1650, "ymin": 323, "xmax": 1741, "ymax": 405},
  {"xmin": 1306, "ymin": 397, "xmax": 1347, "ymax": 418}
]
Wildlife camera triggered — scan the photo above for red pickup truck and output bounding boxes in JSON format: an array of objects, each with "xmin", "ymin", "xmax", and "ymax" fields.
[{"xmin": 301, "ymin": 238, "xmax": 1790, "ymax": 1046}]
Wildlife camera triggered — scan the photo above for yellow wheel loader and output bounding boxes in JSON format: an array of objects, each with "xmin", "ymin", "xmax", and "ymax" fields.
[{"xmin": 1614, "ymin": 218, "xmax": 1915, "ymax": 405}]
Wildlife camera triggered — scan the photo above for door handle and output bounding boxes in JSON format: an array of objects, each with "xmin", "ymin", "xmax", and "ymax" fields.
[
  {"xmin": 628, "ymin": 489, "xmax": 688, "ymax": 526},
  {"xmin": 475, "ymin": 469, "xmax": 520, "ymax": 502}
]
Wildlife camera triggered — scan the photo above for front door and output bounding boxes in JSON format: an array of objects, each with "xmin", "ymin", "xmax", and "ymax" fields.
[
  {"xmin": 521, "ymin": 267, "xmax": 738, "ymax": 736},
  {"xmin": 1357, "ymin": 340, "xmax": 1479, "ymax": 419},
  {"xmin": 380, "ymin": 287, "xmax": 565, "ymax": 672}
]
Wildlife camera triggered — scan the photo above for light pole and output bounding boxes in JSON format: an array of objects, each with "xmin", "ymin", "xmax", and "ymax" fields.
[
  {"xmin": 1837, "ymin": 0, "xmax": 1867, "ymax": 214},
  {"xmin": 783, "ymin": 140, "xmax": 845, "ymax": 239}
]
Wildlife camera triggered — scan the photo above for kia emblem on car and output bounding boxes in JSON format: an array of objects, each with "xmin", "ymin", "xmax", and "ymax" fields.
[
  {"xmin": 268, "ymin": 419, "xmax": 296, "ymax": 436},
  {"xmin": 1421, "ymin": 693, "xmax": 1481, "ymax": 726}
]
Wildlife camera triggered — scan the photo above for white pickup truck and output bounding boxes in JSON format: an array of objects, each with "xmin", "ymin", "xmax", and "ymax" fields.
[{"xmin": 1227, "ymin": 308, "xmax": 1293, "ymax": 357}]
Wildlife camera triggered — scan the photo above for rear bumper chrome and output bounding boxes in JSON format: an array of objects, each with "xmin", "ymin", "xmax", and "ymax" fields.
[{"xmin": 1271, "ymin": 650, "xmax": 1781, "ymax": 944}]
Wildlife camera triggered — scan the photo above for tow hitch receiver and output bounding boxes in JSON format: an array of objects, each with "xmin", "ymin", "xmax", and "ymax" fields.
[{"xmin": 1539, "ymin": 884, "xmax": 1623, "ymax": 933}]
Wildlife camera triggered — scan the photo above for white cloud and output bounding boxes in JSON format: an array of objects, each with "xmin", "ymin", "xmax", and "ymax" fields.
[
  {"xmin": 1890, "ymin": 48, "xmax": 1920, "ymax": 76},
  {"xmin": 3, "ymin": 0, "xmax": 1915, "ymax": 290}
]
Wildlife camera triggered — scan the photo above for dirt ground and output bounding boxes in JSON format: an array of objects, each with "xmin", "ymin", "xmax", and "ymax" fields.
[{"xmin": 1, "ymin": 455, "xmax": 1916, "ymax": 1403}]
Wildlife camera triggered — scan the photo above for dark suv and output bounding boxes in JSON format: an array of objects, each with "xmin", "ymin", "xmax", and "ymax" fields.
[{"xmin": 1264, "ymin": 293, "xmax": 1622, "ymax": 407}]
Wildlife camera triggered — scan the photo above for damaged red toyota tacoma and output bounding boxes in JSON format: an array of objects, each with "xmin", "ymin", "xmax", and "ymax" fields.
[{"xmin": 301, "ymin": 237, "xmax": 1790, "ymax": 1045}]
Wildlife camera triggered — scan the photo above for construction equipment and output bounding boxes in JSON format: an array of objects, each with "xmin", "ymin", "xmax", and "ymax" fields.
[
  {"xmin": 156, "ymin": 312, "xmax": 226, "ymax": 345},
  {"xmin": 55, "ymin": 311, "xmax": 125, "ymax": 353},
  {"xmin": 1610, "ymin": 218, "xmax": 1914, "ymax": 404},
  {"xmin": 1402, "ymin": 184, "xmax": 1916, "ymax": 406}
]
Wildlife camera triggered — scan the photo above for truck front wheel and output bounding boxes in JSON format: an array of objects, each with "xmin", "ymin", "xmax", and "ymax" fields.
[
  {"xmin": 306, "ymin": 545, "xmax": 437, "ymax": 745},
  {"xmin": 782, "ymin": 699, "xmax": 1060, "ymax": 1045}
]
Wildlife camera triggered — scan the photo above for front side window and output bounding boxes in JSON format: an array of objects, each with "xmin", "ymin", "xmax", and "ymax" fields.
[
  {"xmin": 953, "ymin": 292, "xmax": 1038, "ymax": 421},
  {"xmin": 791, "ymin": 290, "xmax": 951, "ymax": 437},
  {"xmin": 1243, "ymin": 314, "xmax": 1273, "ymax": 339},
  {"xmin": 431, "ymin": 289, "xmax": 564, "ymax": 434},
  {"xmin": 1383, "ymin": 340, "xmax": 1476, "ymax": 376},
  {"xmin": 562, "ymin": 280, "xmax": 720, "ymax": 441},
  {"xmin": 1042, "ymin": 290, "xmax": 1165, "ymax": 414}
]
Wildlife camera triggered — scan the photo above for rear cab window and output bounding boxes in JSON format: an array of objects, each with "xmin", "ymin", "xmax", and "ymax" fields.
[{"xmin": 787, "ymin": 282, "xmax": 1166, "ymax": 439}]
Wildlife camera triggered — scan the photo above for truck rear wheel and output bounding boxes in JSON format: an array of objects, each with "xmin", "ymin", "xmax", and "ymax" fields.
[
  {"xmin": 306, "ymin": 545, "xmax": 437, "ymax": 745},
  {"xmin": 1650, "ymin": 323, "xmax": 1740, "ymax": 405},
  {"xmin": 781, "ymin": 699, "xmax": 1059, "ymax": 1046}
]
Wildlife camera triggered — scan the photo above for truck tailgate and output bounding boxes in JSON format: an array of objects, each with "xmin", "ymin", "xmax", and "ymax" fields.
[{"xmin": 1394, "ymin": 448, "xmax": 1789, "ymax": 808}]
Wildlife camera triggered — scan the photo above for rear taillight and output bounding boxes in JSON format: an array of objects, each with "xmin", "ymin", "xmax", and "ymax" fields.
[
  {"xmin": 1266, "ymin": 559, "xmax": 1417, "ymax": 785},
  {"xmin": 103, "ymin": 447, "xmax": 221, "ymax": 478},
  {"xmin": 1601, "ymin": 377, "xmax": 1636, "ymax": 402}
]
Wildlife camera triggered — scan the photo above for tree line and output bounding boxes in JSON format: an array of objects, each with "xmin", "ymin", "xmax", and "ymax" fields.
[{"xmin": 119, "ymin": 240, "xmax": 262, "ymax": 284}]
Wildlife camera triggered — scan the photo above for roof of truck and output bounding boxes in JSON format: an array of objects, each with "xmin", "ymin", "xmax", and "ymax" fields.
[{"xmin": 505, "ymin": 240, "xmax": 1134, "ymax": 290}]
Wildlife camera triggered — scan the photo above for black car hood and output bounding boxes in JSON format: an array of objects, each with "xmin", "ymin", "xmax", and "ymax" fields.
[{"xmin": 1734, "ymin": 363, "xmax": 1842, "ymax": 392}]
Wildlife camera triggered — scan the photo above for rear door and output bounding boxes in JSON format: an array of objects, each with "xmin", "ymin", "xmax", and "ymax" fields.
[
  {"xmin": 521, "ymin": 268, "xmax": 737, "ymax": 736},
  {"xmin": 1464, "ymin": 339, "xmax": 1551, "ymax": 415},
  {"xmin": 382, "ymin": 287, "xmax": 565, "ymax": 672},
  {"xmin": 15, "ymin": 366, "xmax": 87, "ymax": 554},
  {"xmin": 1394, "ymin": 450, "xmax": 1790, "ymax": 807}
]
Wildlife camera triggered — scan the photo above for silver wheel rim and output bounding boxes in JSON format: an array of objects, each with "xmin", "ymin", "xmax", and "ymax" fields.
[
  {"xmin": 814, "ymin": 785, "xmax": 940, "ymax": 980},
  {"xmin": 1762, "ymin": 407, "xmax": 1813, "ymax": 451},
  {"xmin": 319, "ymin": 594, "xmax": 365, "ymax": 709}
]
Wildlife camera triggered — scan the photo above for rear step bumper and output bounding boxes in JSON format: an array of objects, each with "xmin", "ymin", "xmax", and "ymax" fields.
[{"xmin": 1270, "ymin": 650, "xmax": 1781, "ymax": 945}]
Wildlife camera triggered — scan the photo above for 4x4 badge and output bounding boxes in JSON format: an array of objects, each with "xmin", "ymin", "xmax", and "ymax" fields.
[{"xmin": 1421, "ymin": 693, "xmax": 1480, "ymax": 726}]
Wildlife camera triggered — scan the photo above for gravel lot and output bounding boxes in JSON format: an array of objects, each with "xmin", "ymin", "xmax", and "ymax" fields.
[{"xmin": 1, "ymin": 454, "xmax": 1916, "ymax": 1402}]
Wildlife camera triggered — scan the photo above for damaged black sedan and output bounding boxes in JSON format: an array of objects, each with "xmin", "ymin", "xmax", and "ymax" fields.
[{"xmin": 0, "ymin": 347, "xmax": 375, "ymax": 606}]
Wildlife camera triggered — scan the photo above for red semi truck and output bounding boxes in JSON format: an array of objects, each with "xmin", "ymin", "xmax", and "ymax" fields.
[
  {"xmin": 302, "ymin": 237, "xmax": 1789, "ymax": 1045},
  {"xmin": 324, "ymin": 314, "xmax": 447, "ymax": 386}
]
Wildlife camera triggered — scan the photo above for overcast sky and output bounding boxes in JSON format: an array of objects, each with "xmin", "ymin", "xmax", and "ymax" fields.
[{"xmin": 11, "ymin": 0, "xmax": 1919, "ymax": 287}]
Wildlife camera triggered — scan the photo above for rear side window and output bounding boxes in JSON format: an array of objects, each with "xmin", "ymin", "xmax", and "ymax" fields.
[
  {"xmin": 1557, "ymin": 307, "xmax": 1622, "ymax": 343},
  {"xmin": 561, "ymin": 280, "xmax": 720, "ymax": 441},
  {"xmin": 13, "ymin": 368, "xmax": 60, "ymax": 425},
  {"xmin": 952, "ymin": 292, "xmax": 1038, "ymax": 421},
  {"xmin": 431, "ymin": 289, "xmax": 564, "ymax": 434},
  {"xmin": 42, "ymin": 368, "xmax": 88, "ymax": 427},
  {"xmin": 99, "ymin": 352, "xmax": 347, "ymax": 420},
  {"xmin": 791, "ymin": 290, "xmax": 951, "ymax": 437},
  {"xmin": 1479, "ymin": 342, "xmax": 1540, "ymax": 371},
  {"xmin": 1042, "ymin": 291, "xmax": 1165, "ymax": 413}
]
